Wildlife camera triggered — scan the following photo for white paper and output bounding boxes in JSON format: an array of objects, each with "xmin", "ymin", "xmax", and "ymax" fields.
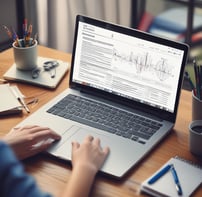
[{"xmin": 0, "ymin": 84, "xmax": 22, "ymax": 112}]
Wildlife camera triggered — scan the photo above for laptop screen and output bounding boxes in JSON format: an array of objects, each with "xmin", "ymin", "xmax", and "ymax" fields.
[{"xmin": 71, "ymin": 15, "xmax": 189, "ymax": 118}]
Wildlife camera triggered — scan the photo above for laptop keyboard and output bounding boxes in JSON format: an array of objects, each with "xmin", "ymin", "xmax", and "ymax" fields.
[{"xmin": 47, "ymin": 94, "xmax": 163, "ymax": 144}]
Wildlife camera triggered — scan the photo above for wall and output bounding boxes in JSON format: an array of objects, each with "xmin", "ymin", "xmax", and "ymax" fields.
[
  {"xmin": 146, "ymin": 0, "xmax": 183, "ymax": 16},
  {"xmin": 0, "ymin": 0, "xmax": 18, "ymax": 50}
]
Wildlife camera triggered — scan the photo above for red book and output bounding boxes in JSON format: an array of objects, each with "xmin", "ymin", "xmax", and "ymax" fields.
[{"xmin": 137, "ymin": 12, "xmax": 154, "ymax": 32}]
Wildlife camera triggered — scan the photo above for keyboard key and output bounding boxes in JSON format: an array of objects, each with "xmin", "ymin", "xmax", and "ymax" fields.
[{"xmin": 47, "ymin": 94, "xmax": 163, "ymax": 144}]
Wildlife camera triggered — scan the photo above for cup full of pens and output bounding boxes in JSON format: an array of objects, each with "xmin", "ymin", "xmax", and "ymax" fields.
[
  {"xmin": 185, "ymin": 59, "xmax": 202, "ymax": 121},
  {"xmin": 3, "ymin": 19, "xmax": 38, "ymax": 70}
]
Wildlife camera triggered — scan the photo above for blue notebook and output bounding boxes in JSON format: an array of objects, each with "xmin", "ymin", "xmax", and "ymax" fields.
[{"xmin": 141, "ymin": 156, "xmax": 202, "ymax": 197}]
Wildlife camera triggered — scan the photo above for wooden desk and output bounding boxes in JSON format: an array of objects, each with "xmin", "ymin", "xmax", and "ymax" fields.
[{"xmin": 1, "ymin": 46, "xmax": 202, "ymax": 197}]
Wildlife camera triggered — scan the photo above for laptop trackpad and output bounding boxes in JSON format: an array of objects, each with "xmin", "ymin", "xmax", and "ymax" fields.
[
  {"xmin": 50, "ymin": 126, "xmax": 111, "ymax": 160},
  {"xmin": 69, "ymin": 128, "xmax": 111, "ymax": 147},
  {"xmin": 49, "ymin": 125, "xmax": 143, "ymax": 178}
]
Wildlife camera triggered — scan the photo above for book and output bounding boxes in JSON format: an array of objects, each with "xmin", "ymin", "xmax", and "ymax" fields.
[
  {"xmin": 148, "ymin": 27, "xmax": 185, "ymax": 41},
  {"xmin": 141, "ymin": 156, "xmax": 202, "ymax": 197},
  {"xmin": 148, "ymin": 7, "xmax": 202, "ymax": 44},
  {"xmin": 148, "ymin": 7, "xmax": 202, "ymax": 34},
  {"xmin": 0, "ymin": 84, "xmax": 22, "ymax": 115},
  {"xmin": 137, "ymin": 12, "xmax": 154, "ymax": 32},
  {"xmin": 149, "ymin": 26, "xmax": 202, "ymax": 44},
  {"xmin": 3, "ymin": 57, "xmax": 69, "ymax": 89}
]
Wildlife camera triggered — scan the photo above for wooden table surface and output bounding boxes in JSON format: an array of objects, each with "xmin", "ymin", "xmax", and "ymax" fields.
[{"xmin": 0, "ymin": 46, "xmax": 202, "ymax": 197}]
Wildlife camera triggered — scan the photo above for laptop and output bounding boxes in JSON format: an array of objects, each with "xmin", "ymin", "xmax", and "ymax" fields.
[{"xmin": 16, "ymin": 15, "xmax": 189, "ymax": 179}]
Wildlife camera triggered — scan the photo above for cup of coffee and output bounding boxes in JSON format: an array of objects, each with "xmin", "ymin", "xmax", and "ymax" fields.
[
  {"xmin": 189, "ymin": 120, "xmax": 202, "ymax": 156},
  {"xmin": 13, "ymin": 39, "xmax": 38, "ymax": 70},
  {"xmin": 192, "ymin": 91, "xmax": 202, "ymax": 121}
]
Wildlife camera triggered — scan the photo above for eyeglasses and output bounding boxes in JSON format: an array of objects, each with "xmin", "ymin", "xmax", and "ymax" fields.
[{"xmin": 31, "ymin": 61, "xmax": 59, "ymax": 79}]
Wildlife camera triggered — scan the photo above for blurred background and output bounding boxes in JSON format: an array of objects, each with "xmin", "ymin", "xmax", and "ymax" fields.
[{"xmin": 1, "ymin": 0, "xmax": 202, "ymax": 90}]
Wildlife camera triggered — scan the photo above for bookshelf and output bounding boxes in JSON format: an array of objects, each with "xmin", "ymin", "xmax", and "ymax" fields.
[
  {"xmin": 132, "ymin": 0, "xmax": 202, "ymax": 47},
  {"xmin": 131, "ymin": 0, "xmax": 202, "ymax": 90}
]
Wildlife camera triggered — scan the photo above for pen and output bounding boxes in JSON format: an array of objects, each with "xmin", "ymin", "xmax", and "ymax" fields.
[
  {"xmin": 185, "ymin": 71, "xmax": 196, "ymax": 94},
  {"xmin": 11, "ymin": 88, "xmax": 30, "ymax": 113},
  {"xmin": 148, "ymin": 164, "xmax": 172, "ymax": 184},
  {"xmin": 0, "ymin": 78, "xmax": 8, "ymax": 83},
  {"xmin": 32, "ymin": 32, "xmax": 38, "ymax": 45},
  {"xmin": 197, "ymin": 65, "xmax": 201, "ymax": 100},
  {"xmin": 170, "ymin": 164, "xmax": 183, "ymax": 196},
  {"xmin": 25, "ymin": 24, "xmax": 33, "ymax": 46},
  {"xmin": 199, "ymin": 65, "xmax": 202, "ymax": 98},
  {"xmin": 3, "ymin": 25, "xmax": 12, "ymax": 39},
  {"xmin": 4, "ymin": 19, "xmax": 36, "ymax": 48},
  {"xmin": 193, "ymin": 59, "xmax": 201, "ymax": 99},
  {"xmin": 23, "ymin": 18, "xmax": 28, "ymax": 37},
  {"xmin": 12, "ymin": 27, "xmax": 22, "ymax": 47}
]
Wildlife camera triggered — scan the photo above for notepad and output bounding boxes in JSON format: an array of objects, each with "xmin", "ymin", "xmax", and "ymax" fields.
[
  {"xmin": 0, "ymin": 84, "xmax": 22, "ymax": 115},
  {"xmin": 3, "ymin": 57, "xmax": 69, "ymax": 89},
  {"xmin": 141, "ymin": 156, "xmax": 202, "ymax": 197}
]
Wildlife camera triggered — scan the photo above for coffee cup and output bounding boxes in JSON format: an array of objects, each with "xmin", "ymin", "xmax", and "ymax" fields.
[{"xmin": 189, "ymin": 120, "xmax": 202, "ymax": 156}]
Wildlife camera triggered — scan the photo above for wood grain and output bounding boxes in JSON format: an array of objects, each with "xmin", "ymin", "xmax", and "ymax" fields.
[{"xmin": 0, "ymin": 46, "xmax": 201, "ymax": 197}]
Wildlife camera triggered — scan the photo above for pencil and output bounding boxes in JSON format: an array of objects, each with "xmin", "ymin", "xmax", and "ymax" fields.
[
  {"xmin": 185, "ymin": 71, "xmax": 196, "ymax": 96},
  {"xmin": 11, "ymin": 88, "xmax": 30, "ymax": 113},
  {"xmin": 193, "ymin": 60, "xmax": 201, "ymax": 99}
]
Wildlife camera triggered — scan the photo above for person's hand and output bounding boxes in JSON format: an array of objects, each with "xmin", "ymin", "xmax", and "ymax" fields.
[
  {"xmin": 61, "ymin": 136, "xmax": 109, "ymax": 197},
  {"xmin": 2, "ymin": 125, "xmax": 61, "ymax": 160},
  {"xmin": 71, "ymin": 135, "xmax": 110, "ymax": 175}
]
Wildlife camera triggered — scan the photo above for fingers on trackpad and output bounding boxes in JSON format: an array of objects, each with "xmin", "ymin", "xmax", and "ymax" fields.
[
  {"xmin": 68, "ymin": 127, "xmax": 110, "ymax": 148},
  {"xmin": 51, "ymin": 126, "xmax": 110, "ymax": 159}
]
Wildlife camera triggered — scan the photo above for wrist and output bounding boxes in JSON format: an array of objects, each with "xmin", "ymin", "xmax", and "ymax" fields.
[{"xmin": 73, "ymin": 162, "xmax": 98, "ymax": 177}]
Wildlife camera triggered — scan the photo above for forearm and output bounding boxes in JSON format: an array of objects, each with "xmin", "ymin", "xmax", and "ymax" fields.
[
  {"xmin": 0, "ymin": 141, "xmax": 51, "ymax": 197},
  {"xmin": 61, "ymin": 166, "xmax": 97, "ymax": 197}
]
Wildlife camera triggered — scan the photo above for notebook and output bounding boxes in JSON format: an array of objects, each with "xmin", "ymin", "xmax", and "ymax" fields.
[
  {"xmin": 3, "ymin": 57, "xmax": 69, "ymax": 89},
  {"xmin": 15, "ymin": 15, "xmax": 189, "ymax": 178},
  {"xmin": 141, "ymin": 156, "xmax": 202, "ymax": 197},
  {"xmin": 0, "ymin": 84, "xmax": 22, "ymax": 115}
]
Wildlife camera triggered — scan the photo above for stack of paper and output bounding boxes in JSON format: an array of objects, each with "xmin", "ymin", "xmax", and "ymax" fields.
[{"xmin": 0, "ymin": 84, "xmax": 22, "ymax": 115}]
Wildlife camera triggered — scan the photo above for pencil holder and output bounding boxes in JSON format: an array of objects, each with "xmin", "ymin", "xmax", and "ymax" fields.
[
  {"xmin": 192, "ymin": 91, "xmax": 202, "ymax": 121},
  {"xmin": 13, "ymin": 39, "xmax": 38, "ymax": 70}
]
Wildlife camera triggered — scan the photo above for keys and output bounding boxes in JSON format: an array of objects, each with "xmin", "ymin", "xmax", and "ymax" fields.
[{"xmin": 47, "ymin": 94, "xmax": 162, "ymax": 144}]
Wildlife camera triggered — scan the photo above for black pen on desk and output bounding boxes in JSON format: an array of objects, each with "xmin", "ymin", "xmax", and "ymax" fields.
[
  {"xmin": 11, "ymin": 88, "xmax": 30, "ymax": 113},
  {"xmin": 170, "ymin": 164, "xmax": 183, "ymax": 196}
]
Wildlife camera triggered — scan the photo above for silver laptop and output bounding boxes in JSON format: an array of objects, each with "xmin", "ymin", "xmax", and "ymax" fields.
[{"xmin": 17, "ymin": 15, "xmax": 189, "ymax": 179}]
